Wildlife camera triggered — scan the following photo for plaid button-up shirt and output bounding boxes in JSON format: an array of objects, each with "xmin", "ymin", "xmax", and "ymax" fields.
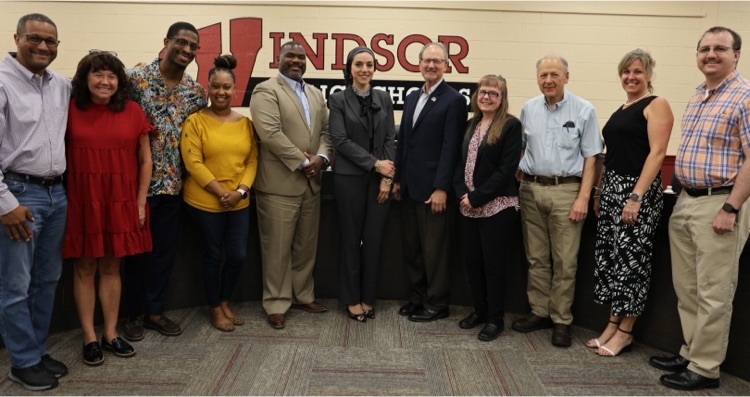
[{"xmin": 675, "ymin": 70, "xmax": 750, "ymax": 188}]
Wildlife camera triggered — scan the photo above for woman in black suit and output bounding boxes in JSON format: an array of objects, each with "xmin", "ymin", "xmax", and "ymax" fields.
[
  {"xmin": 329, "ymin": 46, "xmax": 396, "ymax": 322},
  {"xmin": 454, "ymin": 74, "xmax": 522, "ymax": 341}
]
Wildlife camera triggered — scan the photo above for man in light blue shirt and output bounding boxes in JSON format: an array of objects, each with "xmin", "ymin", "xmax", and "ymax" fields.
[{"xmin": 511, "ymin": 55, "xmax": 603, "ymax": 348}]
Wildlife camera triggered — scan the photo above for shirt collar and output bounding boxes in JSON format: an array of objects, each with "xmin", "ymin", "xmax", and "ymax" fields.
[
  {"xmin": 697, "ymin": 69, "xmax": 740, "ymax": 95},
  {"xmin": 280, "ymin": 73, "xmax": 305, "ymax": 91},
  {"xmin": 421, "ymin": 79, "xmax": 444, "ymax": 96},
  {"xmin": 540, "ymin": 89, "xmax": 569, "ymax": 110},
  {"xmin": 4, "ymin": 52, "xmax": 51, "ymax": 82}
]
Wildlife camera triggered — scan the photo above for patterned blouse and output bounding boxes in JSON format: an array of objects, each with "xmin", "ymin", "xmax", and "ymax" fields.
[
  {"xmin": 461, "ymin": 122, "xmax": 520, "ymax": 218},
  {"xmin": 127, "ymin": 58, "xmax": 207, "ymax": 195}
]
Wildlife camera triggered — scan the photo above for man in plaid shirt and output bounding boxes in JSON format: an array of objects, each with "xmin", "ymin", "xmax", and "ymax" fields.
[{"xmin": 650, "ymin": 26, "xmax": 750, "ymax": 391}]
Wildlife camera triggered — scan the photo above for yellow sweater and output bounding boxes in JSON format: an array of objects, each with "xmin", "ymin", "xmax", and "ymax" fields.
[{"xmin": 181, "ymin": 111, "xmax": 258, "ymax": 212}]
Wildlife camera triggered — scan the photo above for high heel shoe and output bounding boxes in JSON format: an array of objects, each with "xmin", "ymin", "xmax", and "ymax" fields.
[
  {"xmin": 597, "ymin": 327, "xmax": 634, "ymax": 357},
  {"xmin": 587, "ymin": 319, "xmax": 620, "ymax": 348},
  {"xmin": 346, "ymin": 306, "xmax": 366, "ymax": 323}
]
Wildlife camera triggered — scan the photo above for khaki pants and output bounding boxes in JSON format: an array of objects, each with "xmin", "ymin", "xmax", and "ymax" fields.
[
  {"xmin": 519, "ymin": 180, "xmax": 583, "ymax": 324},
  {"xmin": 256, "ymin": 188, "xmax": 320, "ymax": 315},
  {"xmin": 668, "ymin": 191, "xmax": 750, "ymax": 378}
]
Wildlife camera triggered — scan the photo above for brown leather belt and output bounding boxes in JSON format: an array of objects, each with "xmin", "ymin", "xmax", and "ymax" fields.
[
  {"xmin": 4, "ymin": 171, "xmax": 63, "ymax": 187},
  {"xmin": 521, "ymin": 172, "xmax": 581, "ymax": 186},
  {"xmin": 683, "ymin": 186, "xmax": 732, "ymax": 197}
]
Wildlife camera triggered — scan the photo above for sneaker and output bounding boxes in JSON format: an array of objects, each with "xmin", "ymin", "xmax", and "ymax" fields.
[
  {"xmin": 82, "ymin": 342, "xmax": 104, "ymax": 366},
  {"xmin": 144, "ymin": 315, "xmax": 182, "ymax": 336},
  {"xmin": 40, "ymin": 354, "xmax": 68, "ymax": 378},
  {"xmin": 8, "ymin": 363, "xmax": 58, "ymax": 391},
  {"xmin": 124, "ymin": 316, "xmax": 145, "ymax": 341}
]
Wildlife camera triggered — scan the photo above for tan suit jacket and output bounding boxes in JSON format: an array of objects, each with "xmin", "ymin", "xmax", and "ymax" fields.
[
  {"xmin": 250, "ymin": 75, "xmax": 331, "ymax": 195},
  {"xmin": 249, "ymin": 74, "xmax": 331, "ymax": 315}
]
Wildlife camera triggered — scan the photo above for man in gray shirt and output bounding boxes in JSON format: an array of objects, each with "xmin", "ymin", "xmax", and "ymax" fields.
[{"xmin": 0, "ymin": 13, "xmax": 71, "ymax": 391}]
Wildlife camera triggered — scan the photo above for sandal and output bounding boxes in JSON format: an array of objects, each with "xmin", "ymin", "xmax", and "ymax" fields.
[
  {"xmin": 596, "ymin": 327, "xmax": 633, "ymax": 357},
  {"xmin": 587, "ymin": 319, "xmax": 620, "ymax": 348}
]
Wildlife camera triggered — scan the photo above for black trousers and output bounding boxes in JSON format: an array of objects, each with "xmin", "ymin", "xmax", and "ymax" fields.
[
  {"xmin": 460, "ymin": 207, "xmax": 519, "ymax": 324},
  {"xmin": 123, "ymin": 194, "xmax": 182, "ymax": 318},
  {"xmin": 402, "ymin": 198, "xmax": 453, "ymax": 310},
  {"xmin": 334, "ymin": 173, "xmax": 391, "ymax": 305}
]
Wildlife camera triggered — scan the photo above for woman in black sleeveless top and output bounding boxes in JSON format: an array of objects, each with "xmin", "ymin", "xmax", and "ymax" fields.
[{"xmin": 588, "ymin": 49, "xmax": 674, "ymax": 356}]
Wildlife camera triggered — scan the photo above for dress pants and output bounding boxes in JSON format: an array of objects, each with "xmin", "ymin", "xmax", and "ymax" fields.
[
  {"xmin": 401, "ymin": 198, "xmax": 452, "ymax": 310},
  {"xmin": 123, "ymin": 194, "xmax": 182, "ymax": 318},
  {"xmin": 255, "ymin": 187, "xmax": 319, "ymax": 315},
  {"xmin": 668, "ymin": 191, "xmax": 750, "ymax": 378},
  {"xmin": 519, "ymin": 180, "xmax": 583, "ymax": 325},
  {"xmin": 0, "ymin": 181, "xmax": 66, "ymax": 368},
  {"xmin": 334, "ymin": 173, "xmax": 390, "ymax": 305},
  {"xmin": 460, "ymin": 207, "xmax": 519, "ymax": 325}
]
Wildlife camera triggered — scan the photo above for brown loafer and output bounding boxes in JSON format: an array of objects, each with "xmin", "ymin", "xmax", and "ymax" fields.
[
  {"xmin": 551, "ymin": 323, "xmax": 572, "ymax": 347},
  {"xmin": 511, "ymin": 313, "xmax": 553, "ymax": 333},
  {"xmin": 291, "ymin": 301, "xmax": 328, "ymax": 313},
  {"xmin": 267, "ymin": 313, "xmax": 286, "ymax": 329}
]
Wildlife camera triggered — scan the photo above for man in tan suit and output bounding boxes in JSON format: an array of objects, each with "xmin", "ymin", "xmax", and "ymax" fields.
[{"xmin": 249, "ymin": 41, "xmax": 331, "ymax": 329}]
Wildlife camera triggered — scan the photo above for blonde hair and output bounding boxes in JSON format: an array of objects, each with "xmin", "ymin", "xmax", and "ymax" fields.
[{"xmin": 618, "ymin": 48, "xmax": 655, "ymax": 93}]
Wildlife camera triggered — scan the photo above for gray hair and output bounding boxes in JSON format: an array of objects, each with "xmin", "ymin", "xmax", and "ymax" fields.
[
  {"xmin": 536, "ymin": 54, "xmax": 569, "ymax": 74},
  {"xmin": 419, "ymin": 42, "xmax": 449, "ymax": 61}
]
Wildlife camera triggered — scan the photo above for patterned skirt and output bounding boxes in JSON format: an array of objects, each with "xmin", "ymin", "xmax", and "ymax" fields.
[{"xmin": 594, "ymin": 169, "xmax": 663, "ymax": 316}]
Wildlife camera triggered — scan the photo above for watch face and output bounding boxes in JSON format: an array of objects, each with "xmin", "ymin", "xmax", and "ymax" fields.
[{"xmin": 630, "ymin": 193, "xmax": 641, "ymax": 202}]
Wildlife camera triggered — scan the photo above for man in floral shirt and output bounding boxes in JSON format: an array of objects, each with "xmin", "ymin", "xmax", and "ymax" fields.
[{"xmin": 123, "ymin": 21, "xmax": 206, "ymax": 340}]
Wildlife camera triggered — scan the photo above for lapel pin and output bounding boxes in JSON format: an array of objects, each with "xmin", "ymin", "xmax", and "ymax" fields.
[{"xmin": 431, "ymin": 97, "xmax": 437, "ymax": 102}]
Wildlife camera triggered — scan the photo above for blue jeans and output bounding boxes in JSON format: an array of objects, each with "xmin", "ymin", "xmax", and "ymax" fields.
[
  {"xmin": 185, "ymin": 204, "xmax": 249, "ymax": 307},
  {"xmin": 0, "ymin": 180, "xmax": 67, "ymax": 368}
]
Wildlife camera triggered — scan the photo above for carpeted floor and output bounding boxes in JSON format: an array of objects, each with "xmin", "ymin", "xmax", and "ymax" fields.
[{"xmin": 1, "ymin": 299, "xmax": 749, "ymax": 395}]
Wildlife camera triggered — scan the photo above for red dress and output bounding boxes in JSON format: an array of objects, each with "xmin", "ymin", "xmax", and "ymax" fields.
[{"xmin": 63, "ymin": 100, "xmax": 154, "ymax": 258}]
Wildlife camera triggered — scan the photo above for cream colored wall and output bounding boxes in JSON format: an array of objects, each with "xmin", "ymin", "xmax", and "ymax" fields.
[{"xmin": 3, "ymin": 1, "xmax": 750, "ymax": 154}]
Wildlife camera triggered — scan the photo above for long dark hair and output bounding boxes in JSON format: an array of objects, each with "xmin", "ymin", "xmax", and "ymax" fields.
[
  {"xmin": 468, "ymin": 74, "xmax": 511, "ymax": 145},
  {"xmin": 71, "ymin": 51, "xmax": 128, "ymax": 112}
]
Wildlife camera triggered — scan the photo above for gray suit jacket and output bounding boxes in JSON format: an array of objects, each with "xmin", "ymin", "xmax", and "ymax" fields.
[
  {"xmin": 328, "ymin": 87, "xmax": 395, "ymax": 175},
  {"xmin": 249, "ymin": 74, "xmax": 331, "ymax": 196}
]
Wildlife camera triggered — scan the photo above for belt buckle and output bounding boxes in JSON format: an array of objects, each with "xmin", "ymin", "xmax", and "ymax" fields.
[{"xmin": 40, "ymin": 177, "xmax": 55, "ymax": 187}]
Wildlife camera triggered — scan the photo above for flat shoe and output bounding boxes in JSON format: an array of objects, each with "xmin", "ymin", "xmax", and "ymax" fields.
[
  {"xmin": 226, "ymin": 315, "xmax": 244, "ymax": 326},
  {"xmin": 211, "ymin": 320, "xmax": 235, "ymax": 332},
  {"xmin": 101, "ymin": 336, "xmax": 136, "ymax": 358},
  {"xmin": 82, "ymin": 341, "xmax": 104, "ymax": 366}
]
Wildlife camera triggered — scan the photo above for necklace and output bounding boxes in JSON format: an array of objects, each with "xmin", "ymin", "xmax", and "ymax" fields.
[{"xmin": 623, "ymin": 92, "xmax": 651, "ymax": 107}]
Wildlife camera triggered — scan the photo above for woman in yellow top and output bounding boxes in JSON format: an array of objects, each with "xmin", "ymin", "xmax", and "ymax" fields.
[{"xmin": 181, "ymin": 54, "xmax": 257, "ymax": 332}]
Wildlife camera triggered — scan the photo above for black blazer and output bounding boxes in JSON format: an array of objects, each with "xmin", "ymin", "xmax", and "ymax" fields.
[
  {"xmin": 395, "ymin": 81, "xmax": 468, "ymax": 202},
  {"xmin": 453, "ymin": 116, "xmax": 522, "ymax": 208},
  {"xmin": 328, "ymin": 87, "xmax": 396, "ymax": 175}
]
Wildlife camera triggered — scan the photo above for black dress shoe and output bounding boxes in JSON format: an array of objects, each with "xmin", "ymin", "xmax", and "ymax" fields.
[
  {"xmin": 408, "ymin": 307, "xmax": 449, "ymax": 322},
  {"xmin": 398, "ymin": 302, "xmax": 423, "ymax": 316},
  {"xmin": 649, "ymin": 354, "xmax": 689, "ymax": 372},
  {"xmin": 660, "ymin": 369, "xmax": 720, "ymax": 391},
  {"xmin": 101, "ymin": 336, "xmax": 136, "ymax": 358},
  {"xmin": 478, "ymin": 322, "xmax": 504, "ymax": 341},
  {"xmin": 511, "ymin": 313, "xmax": 553, "ymax": 333},
  {"xmin": 458, "ymin": 312, "xmax": 485, "ymax": 329}
]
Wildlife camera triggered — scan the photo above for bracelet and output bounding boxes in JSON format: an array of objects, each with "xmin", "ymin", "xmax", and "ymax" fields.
[
  {"xmin": 382, "ymin": 177, "xmax": 393, "ymax": 186},
  {"xmin": 593, "ymin": 195, "xmax": 601, "ymax": 198},
  {"xmin": 374, "ymin": 160, "xmax": 381, "ymax": 174},
  {"xmin": 593, "ymin": 186, "xmax": 601, "ymax": 191}
]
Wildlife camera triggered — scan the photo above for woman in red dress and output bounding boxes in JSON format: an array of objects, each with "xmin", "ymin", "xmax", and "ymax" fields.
[{"xmin": 63, "ymin": 51, "xmax": 153, "ymax": 366}]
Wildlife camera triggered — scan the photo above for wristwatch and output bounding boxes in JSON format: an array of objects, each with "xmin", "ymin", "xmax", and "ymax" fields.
[
  {"xmin": 722, "ymin": 202, "xmax": 739, "ymax": 214},
  {"xmin": 629, "ymin": 192, "xmax": 642, "ymax": 202},
  {"xmin": 237, "ymin": 188, "xmax": 248, "ymax": 199}
]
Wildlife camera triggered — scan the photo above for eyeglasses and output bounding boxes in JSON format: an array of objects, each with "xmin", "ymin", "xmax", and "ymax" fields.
[
  {"xmin": 169, "ymin": 37, "xmax": 200, "ymax": 52},
  {"xmin": 477, "ymin": 90, "xmax": 501, "ymax": 99},
  {"xmin": 697, "ymin": 45, "xmax": 732, "ymax": 54},
  {"xmin": 23, "ymin": 34, "xmax": 60, "ymax": 47},
  {"xmin": 420, "ymin": 58, "xmax": 445, "ymax": 66},
  {"xmin": 89, "ymin": 49, "xmax": 118, "ymax": 57}
]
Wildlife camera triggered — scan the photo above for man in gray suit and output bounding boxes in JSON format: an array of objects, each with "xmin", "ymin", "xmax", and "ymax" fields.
[{"xmin": 249, "ymin": 41, "xmax": 331, "ymax": 329}]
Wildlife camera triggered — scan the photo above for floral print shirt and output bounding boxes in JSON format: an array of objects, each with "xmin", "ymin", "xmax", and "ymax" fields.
[{"xmin": 127, "ymin": 58, "xmax": 206, "ymax": 195}]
